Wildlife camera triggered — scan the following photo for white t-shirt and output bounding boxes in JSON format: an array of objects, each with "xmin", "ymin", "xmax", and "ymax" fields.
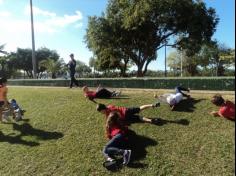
[{"xmin": 166, "ymin": 93, "xmax": 183, "ymax": 105}]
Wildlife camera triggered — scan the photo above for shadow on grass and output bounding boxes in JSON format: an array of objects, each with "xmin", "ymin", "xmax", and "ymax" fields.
[
  {"xmin": 12, "ymin": 123, "xmax": 64, "ymax": 140},
  {"xmin": 173, "ymin": 98, "xmax": 206, "ymax": 112},
  {"xmin": 104, "ymin": 130, "xmax": 157, "ymax": 172},
  {"xmin": 0, "ymin": 131, "xmax": 39, "ymax": 146},
  {"xmin": 127, "ymin": 116, "xmax": 190, "ymax": 126},
  {"xmin": 1, "ymin": 122, "xmax": 63, "ymax": 146}
]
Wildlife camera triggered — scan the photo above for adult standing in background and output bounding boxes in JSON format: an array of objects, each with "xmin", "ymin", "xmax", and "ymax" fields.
[{"xmin": 67, "ymin": 53, "xmax": 79, "ymax": 88}]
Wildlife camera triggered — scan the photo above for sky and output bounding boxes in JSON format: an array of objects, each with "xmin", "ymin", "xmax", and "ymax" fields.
[{"xmin": 0, "ymin": 0, "xmax": 235, "ymax": 71}]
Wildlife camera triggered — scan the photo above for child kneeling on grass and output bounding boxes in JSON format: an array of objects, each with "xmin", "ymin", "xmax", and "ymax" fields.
[
  {"xmin": 210, "ymin": 94, "xmax": 235, "ymax": 121},
  {"xmin": 103, "ymin": 112, "xmax": 131, "ymax": 166},
  {"xmin": 82, "ymin": 85, "xmax": 121, "ymax": 101},
  {"xmin": 96, "ymin": 102, "xmax": 160, "ymax": 124}
]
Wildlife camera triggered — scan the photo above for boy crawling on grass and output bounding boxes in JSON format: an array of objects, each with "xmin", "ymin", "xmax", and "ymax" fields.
[{"xmin": 210, "ymin": 94, "xmax": 235, "ymax": 121}]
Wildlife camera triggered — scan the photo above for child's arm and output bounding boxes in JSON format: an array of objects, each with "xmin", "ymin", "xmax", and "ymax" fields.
[{"xmin": 209, "ymin": 111, "xmax": 220, "ymax": 117}]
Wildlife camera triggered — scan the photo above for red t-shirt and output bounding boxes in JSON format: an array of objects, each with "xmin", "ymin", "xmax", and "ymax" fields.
[
  {"xmin": 219, "ymin": 101, "xmax": 235, "ymax": 120},
  {"xmin": 107, "ymin": 125, "xmax": 128, "ymax": 139},
  {"xmin": 105, "ymin": 105, "xmax": 127, "ymax": 119},
  {"xmin": 84, "ymin": 91, "xmax": 97, "ymax": 100}
]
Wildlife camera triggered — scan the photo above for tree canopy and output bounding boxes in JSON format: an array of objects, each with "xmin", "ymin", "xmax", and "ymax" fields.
[{"xmin": 85, "ymin": 0, "xmax": 219, "ymax": 76}]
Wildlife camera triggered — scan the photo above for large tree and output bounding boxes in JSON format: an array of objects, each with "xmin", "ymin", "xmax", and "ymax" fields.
[{"xmin": 86, "ymin": 0, "xmax": 218, "ymax": 76}]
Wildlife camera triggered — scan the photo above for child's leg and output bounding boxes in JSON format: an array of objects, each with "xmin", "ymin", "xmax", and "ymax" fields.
[
  {"xmin": 103, "ymin": 134, "xmax": 125, "ymax": 160},
  {"xmin": 96, "ymin": 88, "xmax": 113, "ymax": 98},
  {"xmin": 140, "ymin": 104, "xmax": 159, "ymax": 111},
  {"xmin": 175, "ymin": 86, "xmax": 189, "ymax": 97}
]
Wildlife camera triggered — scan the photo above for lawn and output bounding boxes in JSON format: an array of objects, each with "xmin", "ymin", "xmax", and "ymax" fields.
[{"xmin": 0, "ymin": 87, "xmax": 235, "ymax": 176}]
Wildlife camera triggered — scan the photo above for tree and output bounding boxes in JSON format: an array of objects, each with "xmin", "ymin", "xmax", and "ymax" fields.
[
  {"xmin": 167, "ymin": 50, "xmax": 200, "ymax": 76},
  {"xmin": 86, "ymin": 0, "xmax": 218, "ymax": 77},
  {"xmin": 39, "ymin": 59, "xmax": 63, "ymax": 79},
  {"xmin": 75, "ymin": 60, "xmax": 92, "ymax": 77},
  {"xmin": 199, "ymin": 41, "xmax": 235, "ymax": 76},
  {"xmin": 6, "ymin": 47, "xmax": 60, "ymax": 78}
]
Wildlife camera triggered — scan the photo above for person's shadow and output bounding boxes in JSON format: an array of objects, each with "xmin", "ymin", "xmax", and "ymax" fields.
[
  {"xmin": 0, "ymin": 131, "xmax": 39, "ymax": 146},
  {"xmin": 105, "ymin": 130, "xmax": 157, "ymax": 171},
  {"xmin": 126, "ymin": 115, "xmax": 190, "ymax": 126},
  {"xmin": 12, "ymin": 123, "xmax": 64, "ymax": 140},
  {"xmin": 173, "ymin": 98, "xmax": 206, "ymax": 112}
]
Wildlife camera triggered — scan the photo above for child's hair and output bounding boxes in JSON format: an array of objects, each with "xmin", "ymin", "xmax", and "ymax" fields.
[
  {"xmin": 96, "ymin": 103, "xmax": 107, "ymax": 112},
  {"xmin": 106, "ymin": 112, "xmax": 123, "ymax": 136},
  {"xmin": 211, "ymin": 94, "xmax": 225, "ymax": 106},
  {"xmin": 0, "ymin": 77, "xmax": 7, "ymax": 85},
  {"xmin": 82, "ymin": 86, "xmax": 88, "ymax": 92}
]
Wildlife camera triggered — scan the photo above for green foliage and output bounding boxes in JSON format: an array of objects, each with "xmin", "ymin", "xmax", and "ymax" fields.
[
  {"xmin": 39, "ymin": 59, "xmax": 64, "ymax": 79},
  {"xmin": 86, "ymin": 0, "xmax": 218, "ymax": 77},
  {"xmin": 75, "ymin": 60, "xmax": 92, "ymax": 77},
  {"xmin": 4, "ymin": 47, "xmax": 60, "ymax": 78},
  {"xmin": 0, "ymin": 87, "xmax": 234, "ymax": 175}
]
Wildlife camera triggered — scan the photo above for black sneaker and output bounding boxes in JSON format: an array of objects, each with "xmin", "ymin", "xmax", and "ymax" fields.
[{"xmin": 152, "ymin": 102, "xmax": 160, "ymax": 108}]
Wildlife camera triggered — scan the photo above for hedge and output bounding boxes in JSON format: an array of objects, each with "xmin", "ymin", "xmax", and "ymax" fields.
[{"xmin": 8, "ymin": 77, "xmax": 235, "ymax": 91}]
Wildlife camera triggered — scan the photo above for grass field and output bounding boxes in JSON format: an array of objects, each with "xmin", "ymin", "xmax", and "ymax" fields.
[{"xmin": 0, "ymin": 87, "xmax": 235, "ymax": 176}]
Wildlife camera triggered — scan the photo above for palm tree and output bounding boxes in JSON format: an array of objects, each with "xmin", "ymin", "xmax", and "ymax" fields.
[{"xmin": 39, "ymin": 59, "xmax": 62, "ymax": 79}]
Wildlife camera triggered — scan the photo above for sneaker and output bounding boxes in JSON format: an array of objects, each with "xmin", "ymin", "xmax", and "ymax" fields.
[
  {"xmin": 152, "ymin": 102, "xmax": 160, "ymax": 108},
  {"xmin": 123, "ymin": 150, "xmax": 131, "ymax": 165},
  {"xmin": 106, "ymin": 157, "xmax": 114, "ymax": 162},
  {"xmin": 116, "ymin": 91, "xmax": 121, "ymax": 97}
]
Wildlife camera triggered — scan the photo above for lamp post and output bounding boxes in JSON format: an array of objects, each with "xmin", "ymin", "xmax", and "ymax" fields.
[
  {"xmin": 164, "ymin": 42, "xmax": 167, "ymax": 77},
  {"xmin": 30, "ymin": 0, "xmax": 37, "ymax": 78}
]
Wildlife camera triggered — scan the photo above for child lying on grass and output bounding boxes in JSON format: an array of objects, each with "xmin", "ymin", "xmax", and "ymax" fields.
[
  {"xmin": 82, "ymin": 85, "xmax": 121, "ymax": 101},
  {"xmin": 210, "ymin": 94, "xmax": 235, "ymax": 121},
  {"xmin": 154, "ymin": 86, "xmax": 190, "ymax": 111},
  {"xmin": 96, "ymin": 102, "xmax": 160, "ymax": 124}
]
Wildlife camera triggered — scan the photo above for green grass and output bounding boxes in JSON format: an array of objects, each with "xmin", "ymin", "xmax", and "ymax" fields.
[{"xmin": 0, "ymin": 87, "xmax": 235, "ymax": 176}]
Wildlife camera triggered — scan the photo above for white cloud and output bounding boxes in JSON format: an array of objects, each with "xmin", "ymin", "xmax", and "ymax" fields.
[
  {"xmin": 24, "ymin": 6, "xmax": 56, "ymax": 17},
  {"xmin": 45, "ymin": 11, "xmax": 83, "ymax": 27},
  {"xmin": 24, "ymin": 6, "xmax": 83, "ymax": 28}
]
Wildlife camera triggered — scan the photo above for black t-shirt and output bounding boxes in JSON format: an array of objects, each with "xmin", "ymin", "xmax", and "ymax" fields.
[{"xmin": 68, "ymin": 60, "xmax": 76, "ymax": 72}]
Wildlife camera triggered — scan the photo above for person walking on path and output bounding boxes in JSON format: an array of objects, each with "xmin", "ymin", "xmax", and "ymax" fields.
[{"xmin": 67, "ymin": 53, "xmax": 79, "ymax": 88}]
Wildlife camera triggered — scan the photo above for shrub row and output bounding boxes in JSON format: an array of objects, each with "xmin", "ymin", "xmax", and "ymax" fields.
[{"xmin": 8, "ymin": 77, "xmax": 235, "ymax": 91}]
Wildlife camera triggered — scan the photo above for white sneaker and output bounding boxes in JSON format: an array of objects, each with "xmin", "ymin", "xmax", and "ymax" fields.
[
  {"xmin": 106, "ymin": 157, "xmax": 114, "ymax": 162},
  {"xmin": 123, "ymin": 150, "xmax": 131, "ymax": 165}
]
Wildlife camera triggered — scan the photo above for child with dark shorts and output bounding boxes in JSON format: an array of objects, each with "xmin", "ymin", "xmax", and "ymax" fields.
[{"xmin": 96, "ymin": 102, "xmax": 160, "ymax": 124}]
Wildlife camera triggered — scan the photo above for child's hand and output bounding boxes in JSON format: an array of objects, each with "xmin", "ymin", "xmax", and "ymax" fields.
[{"xmin": 210, "ymin": 111, "xmax": 219, "ymax": 117}]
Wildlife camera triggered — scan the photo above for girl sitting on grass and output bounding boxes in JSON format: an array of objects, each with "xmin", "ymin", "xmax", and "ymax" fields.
[{"xmin": 103, "ymin": 111, "xmax": 131, "ymax": 165}]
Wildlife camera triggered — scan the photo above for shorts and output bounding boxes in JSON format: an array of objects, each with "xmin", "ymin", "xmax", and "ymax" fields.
[{"xmin": 125, "ymin": 107, "xmax": 141, "ymax": 120}]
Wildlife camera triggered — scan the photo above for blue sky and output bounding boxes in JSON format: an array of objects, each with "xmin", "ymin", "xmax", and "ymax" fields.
[{"xmin": 0, "ymin": 0, "xmax": 235, "ymax": 71}]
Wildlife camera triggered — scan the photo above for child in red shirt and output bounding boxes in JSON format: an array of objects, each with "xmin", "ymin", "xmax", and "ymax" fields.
[
  {"xmin": 210, "ymin": 94, "xmax": 235, "ymax": 121},
  {"xmin": 103, "ymin": 112, "xmax": 131, "ymax": 165},
  {"xmin": 82, "ymin": 85, "xmax": 121, "ymax": 101},
  {"xmin": 96, "ymin": 102, "xmax": 160, "ymax": 123}
]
